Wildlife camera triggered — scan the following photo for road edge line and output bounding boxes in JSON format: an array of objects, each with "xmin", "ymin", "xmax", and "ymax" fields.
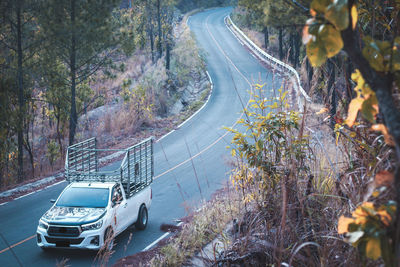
[{"xmin": 142, "ymin": 222, "xmax": 184, "ymax": 252}]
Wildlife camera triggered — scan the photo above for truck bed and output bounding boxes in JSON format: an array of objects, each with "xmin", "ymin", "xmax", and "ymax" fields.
[{"xmin": 65, "ymin": 137, "xmax": 154, "ymax": 197}]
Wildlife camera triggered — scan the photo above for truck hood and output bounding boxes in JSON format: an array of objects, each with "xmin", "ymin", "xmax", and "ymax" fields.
[{"xmin": 42, "ymin": 206, "xmax": 106, "ymax": 225}]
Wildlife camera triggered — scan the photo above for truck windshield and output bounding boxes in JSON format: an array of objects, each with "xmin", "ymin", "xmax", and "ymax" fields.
[{"xmin": 56, "ymin": 187, "xmax": 109, "ymax": 208}]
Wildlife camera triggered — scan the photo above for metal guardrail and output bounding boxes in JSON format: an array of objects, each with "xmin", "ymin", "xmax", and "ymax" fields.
[
  {"xmin": 65, "ymin": 137, "xmax": 154, "ymax": 197},
  {"xmin": 225, "ymin": 16, "xmax": 311, "ymax": 108}
]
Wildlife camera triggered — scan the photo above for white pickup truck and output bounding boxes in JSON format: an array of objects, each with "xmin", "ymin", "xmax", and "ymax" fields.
[{"xmin": 36, "ymin": 137, "xmax": 154, "ymax": 250}]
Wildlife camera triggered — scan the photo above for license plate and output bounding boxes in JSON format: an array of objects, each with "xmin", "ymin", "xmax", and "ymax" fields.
[{"xmin": 56, "ymin": 241, "xmax": 70, "ymax": 247}]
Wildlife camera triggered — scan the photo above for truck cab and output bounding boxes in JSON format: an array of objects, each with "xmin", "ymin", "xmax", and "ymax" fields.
[{"xmin": 36, "ymin": 137, "xmax": 154, "ymax": 250}]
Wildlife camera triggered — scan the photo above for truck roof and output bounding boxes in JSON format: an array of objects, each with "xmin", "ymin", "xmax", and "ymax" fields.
[{"xmin": 69, "ymin": 182, "xmax": 116, "ymax": 189}]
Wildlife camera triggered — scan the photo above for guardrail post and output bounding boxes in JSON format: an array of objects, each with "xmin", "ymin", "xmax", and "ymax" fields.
[{"xmin": 226, "ymin": 15, "xmax": 311, "ymax": 109}]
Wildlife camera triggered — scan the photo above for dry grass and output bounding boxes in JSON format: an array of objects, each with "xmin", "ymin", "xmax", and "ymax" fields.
[
  {"xmin": 140, "ymin": 76, "xmax": 394, "ymax": 266},
  {"xmin": 148, "ymin": 187, "xmax": 241, "ymax": 267}
]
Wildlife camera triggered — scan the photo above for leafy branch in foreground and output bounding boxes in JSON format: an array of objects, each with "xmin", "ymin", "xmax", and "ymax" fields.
[{"xmin": 303, "ymin": 0, "xmax": 400, "ymax": 264}]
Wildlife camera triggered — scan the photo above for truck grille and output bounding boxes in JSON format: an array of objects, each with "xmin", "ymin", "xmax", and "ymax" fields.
[
  {"xmin": 44, "ymin": 236, "xmax": 84, "ymax": 246},
  {"xmin": 47, "ymin": 226, "xmax": 80, "ymax": 237}
]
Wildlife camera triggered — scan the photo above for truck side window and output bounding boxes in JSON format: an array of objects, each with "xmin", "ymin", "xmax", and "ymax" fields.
[{"xmin": 112, "ymin": 185, "xmax": 122, "ymax": 206}]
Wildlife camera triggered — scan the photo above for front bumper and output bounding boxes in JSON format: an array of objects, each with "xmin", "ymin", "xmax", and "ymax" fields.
[{"xmin": 37, "ymin": 225, "xmax": 106, "ymax": 250}]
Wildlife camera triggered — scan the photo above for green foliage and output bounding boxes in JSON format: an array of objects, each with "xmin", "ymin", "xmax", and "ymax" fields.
[
  {"xmin": 362, "ymin": 37, "xmax": 400, "ymax": 72},
  {"xmin": 303, "ymin": 0, "xmax": 349, "ymax": 67},
  {"xmin": 120, "ymin": 79, "xmax": 154, "ymax": 122},
  {"xmin": 226, "ymin": 84, "xmax": 312, "ymax": 201},
  {"xmin": 226, "ymin": 84, "xmax": 311, "ymax": 174},
  {"xmin": 112, "ymin": 7, "xmax": 147, "ymax": 56},
  {"xmin": 304, "ymin": 1, "xmax": 399, "ymax": 143}
]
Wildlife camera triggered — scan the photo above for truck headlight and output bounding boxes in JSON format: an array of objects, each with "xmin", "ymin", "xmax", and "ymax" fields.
[
  {"xmin": 81, "ymin": 220, "xmax": 103, "ymax": 231},
  {"xmin": 38, "ymin": 219, "xmax": 49, "ymax": 230}
]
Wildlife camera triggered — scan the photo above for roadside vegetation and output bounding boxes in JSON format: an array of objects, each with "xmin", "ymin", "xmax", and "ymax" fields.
[{"xmin": 138, "ymin": 0, "xmax": 400, "ymax": 266}]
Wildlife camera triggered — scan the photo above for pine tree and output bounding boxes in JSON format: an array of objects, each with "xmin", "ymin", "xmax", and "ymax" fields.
[
  {"xmin": 38, "ymin": 0, "xmax": 120, "ymax": 145},
  {"xmin": 0, "ymin": 0, "xmax": 40, "ymax": 181}
]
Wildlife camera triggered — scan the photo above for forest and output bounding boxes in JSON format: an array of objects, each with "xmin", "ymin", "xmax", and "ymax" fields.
[
  {"xmin": 2, "ymin": 0, "xmax": 400, "ymax": 265},
  {"xmin": 0, "ymin": 0, "xmax": 232, "ymax": 188}
]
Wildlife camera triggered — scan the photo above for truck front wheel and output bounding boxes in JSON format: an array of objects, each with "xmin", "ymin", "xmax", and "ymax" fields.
[{"xmin": 135, "ymin": 205, "xmax": 148, "ymax": 230}]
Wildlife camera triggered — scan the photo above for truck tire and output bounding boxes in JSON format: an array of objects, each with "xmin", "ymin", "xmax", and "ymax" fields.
[
  {"xmin": 135, "ymin": 204, "xmax": 148, "ymax": 230},
  {"xmin": 103, "ymin": 227, "xmax": 114, "ymax": 251}
]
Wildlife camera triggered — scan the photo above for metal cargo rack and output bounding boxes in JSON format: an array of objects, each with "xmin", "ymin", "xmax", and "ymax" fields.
[{"xmin": 65, "ymin": 137, "xmax": 154, "ymax": 197}]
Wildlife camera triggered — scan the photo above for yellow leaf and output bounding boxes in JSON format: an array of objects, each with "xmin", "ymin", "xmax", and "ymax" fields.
[
  {"xmin": 372, "ymin": 190, "xmax": 380, "ymax": 198},
  {"xmin": 351, "ymin": 5, "xmax": 358, "ymax": 29},
  {"xmin": 352, "ymin": 202, "xmax": 374, "ymax": 224},
  {"xmin": 376, "ymin": 210, "xmax": 392, "ymax": 226},
  {"xmin": 338, "ymin": 215, "xmax": 354, "ymax": 234},
  {"xmin": 316, "ymin": 107, "xmax": 328, "ymax": 115},
  {"xmin": 366, "ymin": 238, "xmax": 381, "ymax": 260},
  {"xmin": 268, "ymin": 102, "xmax": 278, "ymax": 109},
  {"xmin": 372, "ymin": 190, "xmax": 380, "ymax": 197},
  {"xmin": 345, "ymin": 98, "xmax": 364, "ymax": 127}
]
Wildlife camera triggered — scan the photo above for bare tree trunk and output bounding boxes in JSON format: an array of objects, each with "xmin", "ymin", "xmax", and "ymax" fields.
[
  {"xmin": 306, "ymin": 59, "xmax": 313, "ymax": 90},
  {"xmin": 326, "ymin": 60, "xmax": 336, "ymax": 129},
  {"xmin": 156, "ymin": 0, "xmax": 162, "ymax": 59},
  {"xmin": 24, "ymin": 124, "xmax": 34, "ymax": 178},
  {"xmin": 166, "ymin": 40, "xmax": 170, "ymax": 70},
  {"xmin": 278, "ymin": 27, "xmax": 283, "ymax": 60},
  {"xmin": 145, "ymin": 0, "xmax": 155, "ymax": 63},
  {"xmin": 56, "ymin": 111, "xmax": 64, "ymax": 157},
  {"xmin": 69, "ymin": 0, "xmax": 77, "ymax": 145},
  {"xmin": 294, "ymin": 32, "xmax": 300, "ymax": 69},
  {"xmin": 263, "ymin": 26, "xmax": 269, "ymax": 49},
  {"xmin": 16, "ymin": 0, "xmax": 24, "ymax": 182},
  {"xmin": 289, "ymin": 33, "xmax": 294, "ymax": 64}
]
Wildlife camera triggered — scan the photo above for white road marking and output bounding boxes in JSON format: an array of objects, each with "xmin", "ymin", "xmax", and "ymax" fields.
[
  {"xmin": 1, "ymin": 180, "xmax": 65, "ymax": 205},
  {"xmin": 142, "ymin": 222, "xmax": 183, "ymax": 251}
]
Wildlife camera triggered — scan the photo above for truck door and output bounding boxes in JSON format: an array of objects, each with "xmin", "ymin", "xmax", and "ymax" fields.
[{"xmin": 110, "ymin": 184, "xmax": 129, "ymax": 233}]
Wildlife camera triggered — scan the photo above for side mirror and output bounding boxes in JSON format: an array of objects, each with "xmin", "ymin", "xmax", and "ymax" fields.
[
  {"xmin": 111, "ymin": 195, "xmax": 121, "ymax": 207},
  {"xmin": 50, "ymin": 199, "xmax": 56, "ymax": 204}
]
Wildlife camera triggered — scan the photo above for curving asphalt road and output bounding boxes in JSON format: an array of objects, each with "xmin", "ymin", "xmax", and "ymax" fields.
[{"xmin": 0, "ymin": 7, "xmax": 278, "ymax": 267}]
